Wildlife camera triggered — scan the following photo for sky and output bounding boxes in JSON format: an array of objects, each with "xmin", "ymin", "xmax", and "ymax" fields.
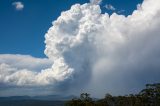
[
  {"xmin": 0, "ymin": 0, "xmax": 142, "ymax": 58},
  {"xmin": 1, "ymin": 0, "xmax": 160, "ymax": 98}
]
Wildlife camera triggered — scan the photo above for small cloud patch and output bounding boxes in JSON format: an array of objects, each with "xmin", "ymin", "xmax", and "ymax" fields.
[{"xmin": 12, "ymin": 1, "xmax": 24, "ymax": 11}]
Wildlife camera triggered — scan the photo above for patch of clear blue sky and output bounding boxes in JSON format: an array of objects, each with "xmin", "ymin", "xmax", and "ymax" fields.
[{"xmin": 0, "ymin": 0, "xmax": 142, "ymax": 58}]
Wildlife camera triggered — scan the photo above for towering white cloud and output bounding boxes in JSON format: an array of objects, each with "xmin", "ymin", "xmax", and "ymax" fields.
[
  {"xmin": 1, "ymin": 0, "xmax": 160, "ymax": 96},
  {"xmin": 44, "ymin": 0, "xmax": 160, "ymax": 95}
]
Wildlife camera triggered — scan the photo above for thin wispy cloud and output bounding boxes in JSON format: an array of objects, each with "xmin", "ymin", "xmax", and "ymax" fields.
[
  {"xmin": 104, "ymin": 4, "xmax": 116, "ymax": 11},
  {"xmin": 12, "ymin": 1, "xmax": 24, "ymax": 11},
  {"xmin": 117, "ymin": 9, "xmax": 125, "ymax": 14},
  {"xmin": 90, "ymin": 0, "xmax": 102, "ymax": 5},
  {"xmin": 137, "ymin": 4, "xmax": 142, "ymax": 10}
]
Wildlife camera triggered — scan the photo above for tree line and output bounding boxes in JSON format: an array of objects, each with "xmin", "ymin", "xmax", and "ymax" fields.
[{"xmin": 65, "ymin": 83, "xmax": 160, "ymax": 106}]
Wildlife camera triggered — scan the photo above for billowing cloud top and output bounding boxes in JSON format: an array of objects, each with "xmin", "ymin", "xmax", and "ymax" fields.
[{"xmin": 1, "ymin": 0, "xmax": 160, "ymax": 96}]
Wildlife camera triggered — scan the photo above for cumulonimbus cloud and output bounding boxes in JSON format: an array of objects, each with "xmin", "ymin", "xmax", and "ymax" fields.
[
  {"xmin": 1, "ymin": 0, "xmax": 160, "ymax": 96},
  {"xmin": 44, "ymin": 0, "xmax": 160, "ymax": 95}
]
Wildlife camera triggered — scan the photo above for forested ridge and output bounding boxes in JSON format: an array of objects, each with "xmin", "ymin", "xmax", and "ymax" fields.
[{"xmin": 66, "ymin": 83, "xmax": 160, "ymax": 106}]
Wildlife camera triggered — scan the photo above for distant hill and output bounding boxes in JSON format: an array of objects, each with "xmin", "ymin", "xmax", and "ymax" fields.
[
  {"xmin": 0, "ymin": 95, "xmax": 76, "ymax": 101},
  {"xmin": 0, "ymin": 100, "xmax": 65, "ymax": 106},
  {"xmin": 0, "ymin": 95, "xmax": 76, "ymax": 106}
]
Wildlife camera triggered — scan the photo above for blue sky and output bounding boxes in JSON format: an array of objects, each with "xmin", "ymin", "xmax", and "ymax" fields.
[{"xmin": 0, "ymin": 0, "xmax": 142, "ymax": 58}]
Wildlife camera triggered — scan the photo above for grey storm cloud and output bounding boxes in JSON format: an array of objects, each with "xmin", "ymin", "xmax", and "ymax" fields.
[{"xmin": 1, "ymin": 0, "xmax": 160, "ymax": 97}]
